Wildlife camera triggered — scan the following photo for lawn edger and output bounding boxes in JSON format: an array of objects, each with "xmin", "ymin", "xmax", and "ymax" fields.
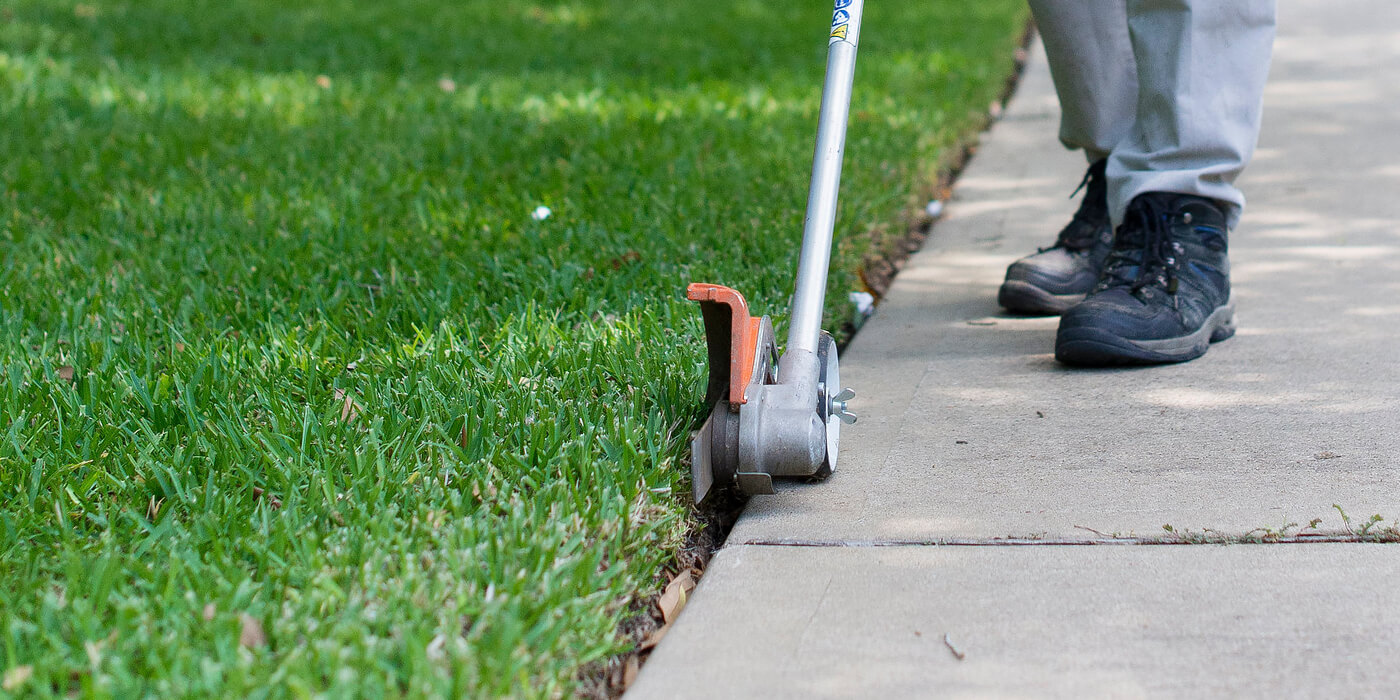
[{"xmin": 688, "ymin": 0, "xmax": 863, "ymax": 505}]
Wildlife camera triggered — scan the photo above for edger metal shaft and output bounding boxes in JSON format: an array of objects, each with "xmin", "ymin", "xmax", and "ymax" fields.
[
  {"xmin": 787, "ymin": 0, "xmax": 864, "ymax": 355},
  {"xmin": 688, "ymin": 2, "xmax": 864, "ymax": 502}
]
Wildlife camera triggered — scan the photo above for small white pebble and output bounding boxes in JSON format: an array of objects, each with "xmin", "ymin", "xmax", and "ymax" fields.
[
  {"xmin": 925, "ymin": 199, "xmax": 944, "ymax": 218},
  {"xmin": 531, "ymin": 206, "xmax": 552, "ymax": 221}
]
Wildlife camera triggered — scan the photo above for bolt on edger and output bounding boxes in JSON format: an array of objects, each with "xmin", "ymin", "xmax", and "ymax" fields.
[{"xmin": 688, "ymin": 0, "xmax": 863, "ymax": 505}]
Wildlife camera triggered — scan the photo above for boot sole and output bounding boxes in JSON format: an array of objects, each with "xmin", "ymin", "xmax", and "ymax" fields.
[
  {"xmin": 1055, "ymin": 298, "xmax": 1237, "ymax": 367},
  {"xmin": 998, "ymin": 280, "xmax": 1085, "ymax": 316}
]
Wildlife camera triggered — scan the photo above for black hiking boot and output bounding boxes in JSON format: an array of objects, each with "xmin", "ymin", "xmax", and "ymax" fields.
[
  {"xmin": 1055, "ymin": 192, "xmax": 1235, "ymax": 366},
  {"xmin": 998, "ymin": 159, "xmax": 1114, "ymax": 315}
]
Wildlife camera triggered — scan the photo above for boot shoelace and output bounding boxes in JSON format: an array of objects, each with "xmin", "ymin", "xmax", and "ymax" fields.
[
  {"xmin": 1102, "ymin": 196, "xmax": 1185, "ymax": 297},
  {"xmin": 1045, "ymin": 166, "xmax": 1105, "ymax": 252}
]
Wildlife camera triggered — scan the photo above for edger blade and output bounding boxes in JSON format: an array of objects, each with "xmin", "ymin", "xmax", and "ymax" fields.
[{"xmin": 686, "ymin": 283, "xmax": 766, "ymax": 504}]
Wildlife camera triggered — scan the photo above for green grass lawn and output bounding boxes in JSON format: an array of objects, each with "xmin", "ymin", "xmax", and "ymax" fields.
[{"xmin": 0, "ymin": 0, "xmax": 1027, "ymax": 696}]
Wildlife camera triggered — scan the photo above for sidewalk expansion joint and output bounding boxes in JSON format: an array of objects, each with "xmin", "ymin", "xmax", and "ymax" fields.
[{"xmin": 738, "ymin": 535, "xmax": 1397, "ymax": 547}]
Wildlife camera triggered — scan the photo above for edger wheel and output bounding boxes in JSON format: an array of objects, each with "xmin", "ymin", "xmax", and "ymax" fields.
[{"xmin": 813, "ymin": 331, "xmax": 855, "ymax": 480}]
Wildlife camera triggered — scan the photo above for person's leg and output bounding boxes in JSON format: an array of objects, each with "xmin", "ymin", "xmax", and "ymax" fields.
[
  {"xmin": 1106, "ymin": 0, "xmax": 1277, "ymax": 229},
  {"xmin": 1056, "ymin": 0, "xmax": 1276, "ymax": 366},
  {"xmin": 1029, "ymin": 0, "xmax": 1137, "ymax": 163},
  {"xmin": 999, "ymin": 1, "xmax": 1137, "ymax": 315}
]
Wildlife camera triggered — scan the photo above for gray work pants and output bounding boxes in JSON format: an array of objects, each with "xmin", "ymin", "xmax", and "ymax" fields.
[{"xmin": 1027, "ymin": 0, "xmax": 1277, "ymax": 228}]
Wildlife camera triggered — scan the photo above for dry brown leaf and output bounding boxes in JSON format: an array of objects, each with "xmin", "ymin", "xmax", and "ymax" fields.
[
  {"xmin": 622, "ymin": 656, "xmax": 640, "ymax": 689},
  {"xmin": 3, "ymin": 665, "xmax": 33, "ymax": 692},
  {"xmin": 251, "ymin": 487, "xmax": 282, "ymax": 509},
  {"xmin": 239, "ymin": 614, "xmax": 267, "ymax": 648},
  {"xmin": 657, "ymin": 569, "xmax": 695, "ymax": 624},
  {"xmin": 943, "ymin": 633, "xmax": 966, "ymax": 661},
  {"xmin": 639, "ymin": 624, "xmax": 669, "ymax": 652},
  {"xmin": 609, "ymin": 250, "xmax": 642, "ymax": 270},
  {"xmin": 203, "ymin": 603, "xmax": 217, "ymax": 621},
  {"xmin": 57, "ymin": 365, "xmax": 75, "ymax": 382},
  {"xmin": 174, "ymin": 343, "xmax": 186, "ymax": 352},
  {"xmin": 334, "ymin": 388, "xmax": 361, "ymax": 423},
  {"xmin": 470, "ymin": 480, "xmax": 497, "ymax": 501},
  {"xmin": 657, "ymin": 584, "xmax": 684, "ymax": 624}
]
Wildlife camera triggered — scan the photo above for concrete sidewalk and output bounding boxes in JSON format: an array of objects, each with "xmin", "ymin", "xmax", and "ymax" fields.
[{"xmin": 631, "ymin": 2, "xmax": 1400, "ymax": 697}]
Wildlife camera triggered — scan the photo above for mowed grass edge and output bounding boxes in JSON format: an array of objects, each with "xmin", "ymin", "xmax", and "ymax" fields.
[{"xmin": 0, "ymin": 1, "xmax": 1029, "ymax": 696}]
